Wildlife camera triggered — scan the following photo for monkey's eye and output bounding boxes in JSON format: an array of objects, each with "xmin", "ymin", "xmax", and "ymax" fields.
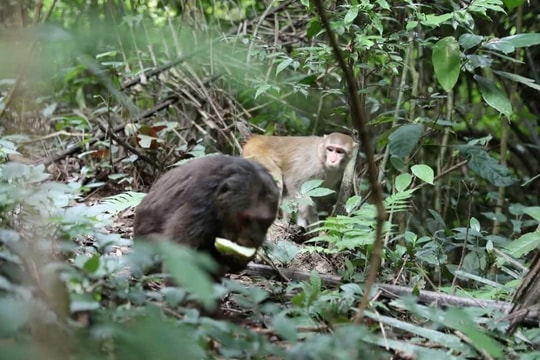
[
  {"xmin": 326, "ymin": 146, "xmax": 335, "ymax": 152},
  {"xmin": 218, "ymin": 179, "xmax": 234, "ymax": 194}
]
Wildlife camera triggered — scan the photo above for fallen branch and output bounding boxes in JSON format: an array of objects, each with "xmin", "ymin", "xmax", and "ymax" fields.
[{"xmin": 244, "ymin": 263, "xmax": 512, "ymax": 313}]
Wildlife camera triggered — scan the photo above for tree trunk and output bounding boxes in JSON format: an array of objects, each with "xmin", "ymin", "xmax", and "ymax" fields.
[{"xmin": 507, "ymin": 250, "xmax": 540, "ymax": 334}]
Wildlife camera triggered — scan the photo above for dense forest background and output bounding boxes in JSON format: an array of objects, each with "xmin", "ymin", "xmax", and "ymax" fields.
[{"xmin": 0, "ymin": 0, "xmax": 539, "ymax": 359}]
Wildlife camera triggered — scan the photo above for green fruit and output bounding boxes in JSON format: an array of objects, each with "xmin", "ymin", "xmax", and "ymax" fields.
[{"xmin": 214, "ymin": 237, "xmax": 257, "ymax": 259}]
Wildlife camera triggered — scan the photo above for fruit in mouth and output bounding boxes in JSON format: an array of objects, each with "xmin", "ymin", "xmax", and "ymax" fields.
[{"xmin": 214, "ymin": 237, "xmax": 257, "ymax": 258}]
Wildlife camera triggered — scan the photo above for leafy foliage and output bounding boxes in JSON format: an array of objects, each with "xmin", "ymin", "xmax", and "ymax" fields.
[{"xmin": 0, "ymin": 0, "xmax": 539, "ymax": 358}]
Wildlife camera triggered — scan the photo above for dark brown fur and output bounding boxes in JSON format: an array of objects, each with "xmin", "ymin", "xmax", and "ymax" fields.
[{"xmin": 133, "ymin": 154, "xmax": 279, "ymax": 275}]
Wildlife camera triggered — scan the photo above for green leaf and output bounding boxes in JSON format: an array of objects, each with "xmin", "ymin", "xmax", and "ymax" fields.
[
  {"xmin": 524, "ymin": 206, "xmax": 540, "ymax": 222},
  {"xmin": 504, "ymin": 231, "xmax": 540, "ymax": 259},
  {"xmin": 70, "ymin": 295, "xmax": 100, "ymax": 312},
  {"xmin": 305, "ymin": 187, "xmax": 335, "ymax": 198},
  {"xmin": 458, "ymin": 145, "xmax": 515, "ymax": 186},
  {"xmin": 428, "ymin": 209, "xmax": 447, "ymax": 228},
  {"xmin": 102, "ymin": 191, "xmax": 147, "ymax": 213},
  {"xmin": 468, "ymin": 0, "xmax": 506, "ymax": 16},
  {"xmin": 83, "ymin": 254, "xmax": 100, "ymax": 273},
  {"xmin": 0, "ymin": 297, "xmax": 29, "ymax": 336},
  {"xmin": 159, "ymin": 242, "xmax": 218, "ymax": 311},
  {"xmin": 432, "ymin": 36, "xmax": 460, "ymax": 92},
  {"xmin": 474, "ymin": 75, "xmax": 512, "ymax": 118},
  {"xmin": 503, "ymin": 0, "xmax": 526, "ymax": 9},
  {"xmin": 345, "ymin": 195, "xmax": 362, "ymax": 214},
  {"xmin": 344, "ymin": 5, "xmax": 360, "ymax": 25},
  {"xmin": 411, "ymin": 164, "xmax": 434, "ymax": 185},
  {"xmin": 494, "ymin": 70, "xmax": 540, "ymax": 91},
  {"xmin": 388, "ymin": 124, "xmax": 423, "ymax": 159},
  {"xmin": 395, "ymin": 173, "xmax": 412, "ymax": 192},
  {"xmin": 459, "ymin": 34, "xmax": 483, "ymax": 51},
  {"xmin": 300, "ymin": 179, "xmax": 324, "ymax": 194},
  {"xmin": 116, "ymin": 308, "xmax": 205, "ymax": 360},
  {"xmin": 364, "ymin": 311, "xmax": 474, "ymax": 356},
  {"xmin": 307, "ymin": 18, "xmax": 322, "ymax": 38},
  {"xmin": 482, "ymin": 39, "xmax": 515, "ymax": 54},
  {"xmin": 272, "ymin": 313, "xmax": 298, "ymax": 341},
  {"xmin": 267, "ymin": 240, "xmax": 299, "ymax": 264},
  {"xmin": 503, "ymin": 33, "xmax": 540, "ymax": 48},
  {"xmin": 254, "ymin": 84, "xmax": 272, "ymax": 99},
  {"xmin": 276, "ymin": 58, "xmax": 293, "ymax": 75},
  {"xmin": 470, "ymin": 217, "xmax": 481, "ymax": 233},
  {"xmin": 419, "ymin": 13, "xmax": 452, "ymax": 28}
]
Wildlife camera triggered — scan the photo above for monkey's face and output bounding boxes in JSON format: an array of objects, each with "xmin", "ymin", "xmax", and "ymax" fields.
[
  {"xmin": 324, "ymin": 145, "xmax": 349, "ymax": 171},
  {"xmin": 215, "ymin": 169, "xmax": 279, "ymax": 249}
]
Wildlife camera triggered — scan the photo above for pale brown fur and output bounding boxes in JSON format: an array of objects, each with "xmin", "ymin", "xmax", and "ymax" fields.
[{"xmin": 242, "ymin": 132, "xmax": 354, "ymax": 227}]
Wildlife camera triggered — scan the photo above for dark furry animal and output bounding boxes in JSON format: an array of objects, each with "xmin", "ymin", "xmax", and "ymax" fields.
[{"xmin": 133, "ymin": 154, "xmax": 279, "ymax": 274}]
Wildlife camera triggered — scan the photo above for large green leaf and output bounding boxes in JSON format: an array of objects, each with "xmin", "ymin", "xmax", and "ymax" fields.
[
  {"xmin": 458, "ymin": 145, "xmax": 515, "ymax": 186},
  {"xmin": 503, "ymin": 33, "xmax": 540, "ymax": 48},
  {"xmin": 432, "ymin": 36, "xmax": 461, "ymax": 92},
  {"xmin": 388, "ymin": 124, "xmax": 423, "ymax": 159},
  {"xmin": 474, "ymin": 75, "xmax": 512, "ymax": 118},
  {"xmin": 504, "ymin": 231, "xmax": 540, "ymax": 258}
]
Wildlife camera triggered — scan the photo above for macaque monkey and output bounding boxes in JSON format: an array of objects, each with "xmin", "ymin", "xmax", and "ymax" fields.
[
  {"xmin": 133, "ymin": 155, "xmax": 280, "ymax": 276},
  {"xmin": 242, "ymin": 132, "xmax": 354, "ymax": 228}
]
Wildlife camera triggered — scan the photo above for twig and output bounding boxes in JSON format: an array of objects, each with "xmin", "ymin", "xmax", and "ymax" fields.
[
  {"xmin": 311, "ymin": 0, "xmax": 386, "ymax": 324},
  {"xmin": 244, "ymin": 263, "xmax": 513, "ymax": 313},
  {"xmin": 42, "ymin": 96, "xmax": 180, "ymax": 166}
]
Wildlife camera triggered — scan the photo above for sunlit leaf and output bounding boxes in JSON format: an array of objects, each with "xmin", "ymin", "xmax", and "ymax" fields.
[
  {"xmin": 504, "ymin": 231, "xmax": 540, "ymax": 258},
  {"xmin": 395, "ymin": 173, "xmax": 412, "ymax": 192},
  {"xmin": 276, "ymin": 58, "xmax": 293, "ymax": 75},
  {"xmin": 344, "ymin": 5, "xmax": 360, "ymax": 25},
  {"xmin": 470, "ymin": 217, "xmax": 481, "ymax": 233},
  {"xmin": 419, "ymin": 13, "xmax": 452, "ymax": 28},
  {"xmin": 411, "ymin": 164, "xmax": 434, "ymax": 185}
]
